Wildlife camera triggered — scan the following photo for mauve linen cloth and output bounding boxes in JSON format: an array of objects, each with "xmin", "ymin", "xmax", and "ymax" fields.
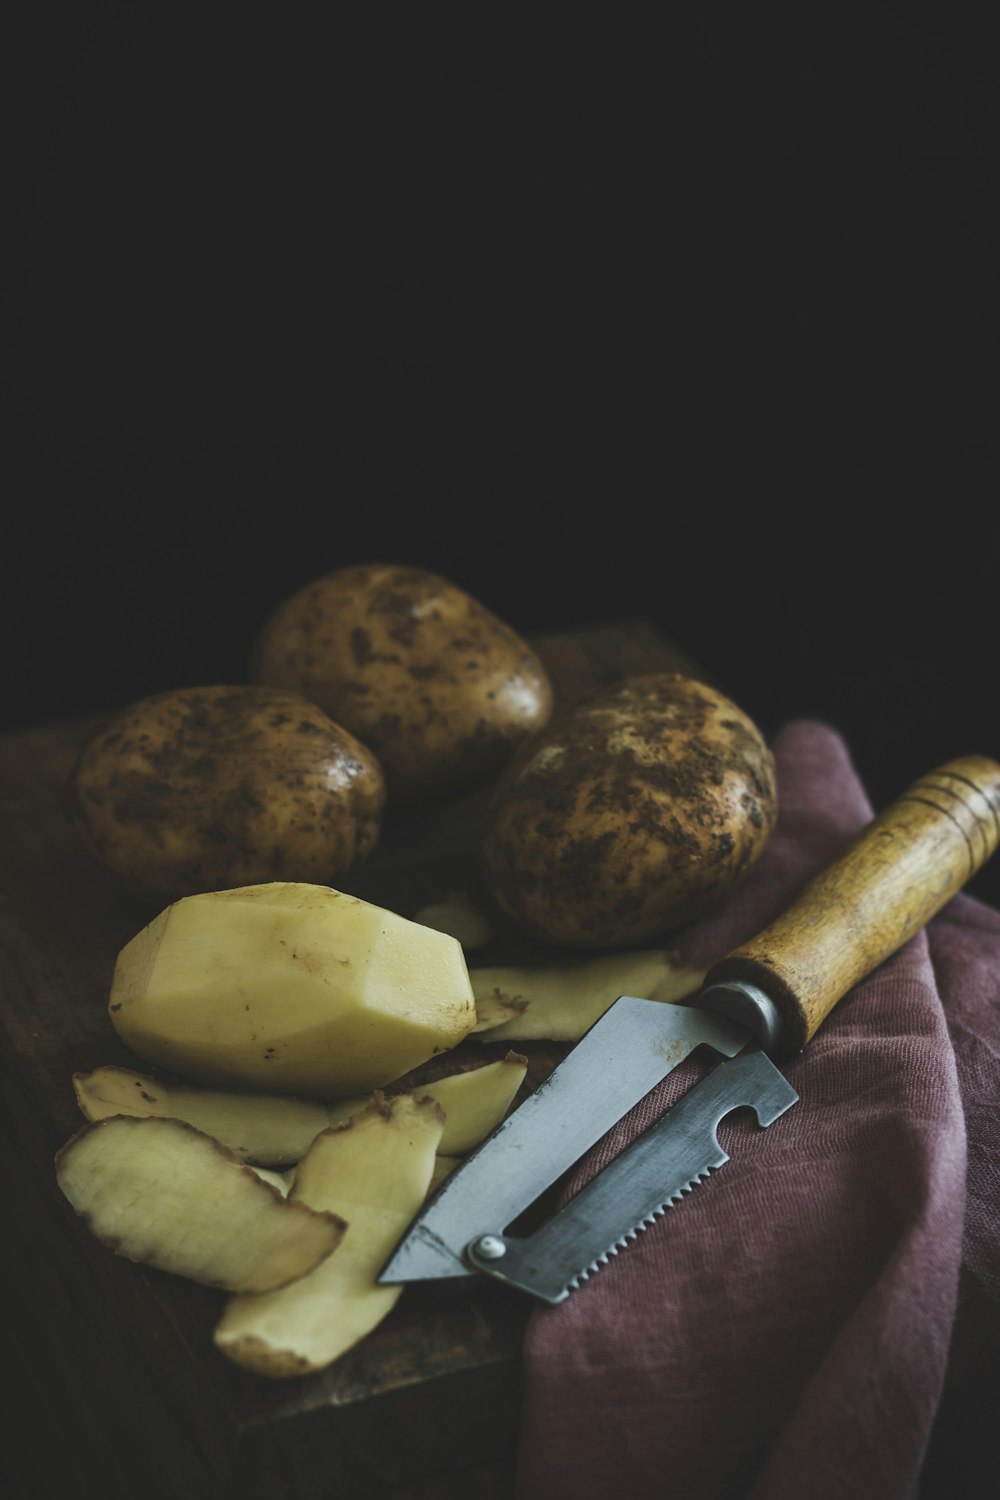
[{"xmin": 514, "ymin": 720, "xmax": 1000, "ymax": 1500}]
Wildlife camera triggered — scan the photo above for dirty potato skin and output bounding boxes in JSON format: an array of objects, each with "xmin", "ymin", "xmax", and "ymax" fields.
[
  {"xmin": 73, "ymin": 685, "xmax": 386, "ymax": 903},
  {"xmin": 480, "ymin": 674, "xmax": 777, "ymax": 948},
  {"xmin": 251, "ymin": 564, "xmax": 554, "ymax": 802}
]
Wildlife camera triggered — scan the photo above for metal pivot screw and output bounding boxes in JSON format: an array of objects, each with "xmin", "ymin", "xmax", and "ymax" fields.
[{"xmin": 470, "ymin": 1234, "xmax": 506, "ymax": 1261}]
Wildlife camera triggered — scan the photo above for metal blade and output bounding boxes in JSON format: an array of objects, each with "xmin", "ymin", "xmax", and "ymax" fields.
[
  {"xmin": 378, "ymin": 995, "xmax": 748, "ymax": 1285},
  {"xmin": 465, "ymin": 1048, "xmax": 798, "ymax": 1302}
]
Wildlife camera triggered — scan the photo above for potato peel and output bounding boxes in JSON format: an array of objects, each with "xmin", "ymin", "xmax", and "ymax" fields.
[
  {"xmin": 413, "ymin": 894, "xmax": 493, "ymax": 951},
  {"xmin": 469, "ymin": 949, "xmax": 706, "ymax": 1042},
  {"xmin": 250, "ymin": 1166, "xmax": 295, "ymax": 1197},
  {"xmin": 55, "ymin": 1116, "xmax": 345, "ymax": 1292},
  {"xmin": 214, "ymin": 1094, "xmax": 444, "ymax": 1377},
  {"xmin": 471, "ymin": 991, "xmax": 529, "ymax": 1033},
  {"xmin": 73, "ymin": 1065, "xmax": 330, "ymax": 1166},
  {"xmin": 74, "ymin": 1047, "xmax": 528, "ymax": 1181},
  {"xmin": 294, "ymin": 1053, "xmax": 528, "ymax": 1157},
  {"xmin": 411, "ymin": 1053, "xmax": 528, "ymax": 1154}
]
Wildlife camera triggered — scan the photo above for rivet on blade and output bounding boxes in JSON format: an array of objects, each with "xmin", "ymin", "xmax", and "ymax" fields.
[{"xmin": 471, "ymin": 1234, "xmax": 507, "ymax": 1261}]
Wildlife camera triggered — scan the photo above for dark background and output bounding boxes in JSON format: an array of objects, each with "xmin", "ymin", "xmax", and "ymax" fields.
[{"xmin": 4, "ymin": 5, "xmax": 999, "ymax": 901}]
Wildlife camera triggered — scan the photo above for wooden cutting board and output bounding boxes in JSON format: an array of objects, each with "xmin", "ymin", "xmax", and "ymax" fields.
[{"xmin": 0, "ymin": 620, "xmax": 700, "ymax": 1500}]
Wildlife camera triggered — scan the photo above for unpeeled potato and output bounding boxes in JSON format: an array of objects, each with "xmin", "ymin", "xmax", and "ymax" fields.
[
  {"xmin": 481, "ymin": 673, "xmax": 777, "ymax": 947},
  {"xmin": 251, "ymin": 563, "xmax": 554, "ymax": 801},
  {"xmin": 73, "ymin": 684, "xmax": 386, "ymax": 903}
]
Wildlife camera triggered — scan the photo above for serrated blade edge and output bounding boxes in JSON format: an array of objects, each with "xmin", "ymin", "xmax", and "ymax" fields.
[
  {"xmin": 465, "ymin": 1048, "xmax": 798, "ymax": 1302},
  {"xmin": 562, "ymin": 1162, "xmax": 720, "ymax": 1293}
]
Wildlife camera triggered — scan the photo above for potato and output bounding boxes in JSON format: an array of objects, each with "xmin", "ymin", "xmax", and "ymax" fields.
[
  {"xmin": 250, "ymin": 563, "xmax": 554, "ymax": 801},
  {"xmin": 481, "ymin": 673, "xmax": 777, "ymax": 947},
  {"xmin": 73, "ymin": 684, "xmax": 386, "ymax": 903},
  {"xmin": 109, "ymin": 882, "xmax": 477, "ymax": 1097}
]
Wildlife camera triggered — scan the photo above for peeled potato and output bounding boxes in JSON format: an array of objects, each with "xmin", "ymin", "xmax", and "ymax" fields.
[
  {"xmin": 55, "ymin": 1116, "xmax": 344, "ymax": 1292},
  {"xmin": 251, "ymin": 563, "xmax": 554, "ymax": 802},
  {"xmin": 109, "ymin": 882, "xmax": 477, "ymax": 1098},
  {"xmin": 214, "ymin": 1095, "xmax": 444, "ymax": 1377},
  {"xmin": 469, "ymin": 949, "xmax": 706, "ymax": 1042},
  {"xmin": 73, "ymin": 684, "xmax": 386, "ymax": 903}
]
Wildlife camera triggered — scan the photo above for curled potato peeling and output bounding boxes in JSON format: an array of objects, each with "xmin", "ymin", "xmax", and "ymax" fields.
[
  {"xmin": 214, "ymin": 1095, "xmax": 444, "ymax": 1377},
  {"xmin": 55, "ymin": 1116, "xmax": 344, "ymax": 1293},
  {"xmin": 73, "ymin": 1066, "xmax": 334, "ymax": 1167},
  {"xmin": 470, "ymin": 949, "xmax": 706, "ymax": 1042},
  {"xmin": 76, "ymin": 1052, "xmax": 528, "ymax": 1165}
]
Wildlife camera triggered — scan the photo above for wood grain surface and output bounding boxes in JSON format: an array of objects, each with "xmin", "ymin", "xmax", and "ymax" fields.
[
  {"xmin": 705, "ymin": 755, "xmax": 1000, "ymax": 1053},
  {"xmin": 0, "ymin": 620, "xmax": 698, "ymax": 1500}
]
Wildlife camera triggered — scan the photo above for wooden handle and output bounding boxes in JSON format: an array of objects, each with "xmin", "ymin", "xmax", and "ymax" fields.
[{"xmin": 702, "ymin": 756, "xmax": 1000, "ymax": 1055}]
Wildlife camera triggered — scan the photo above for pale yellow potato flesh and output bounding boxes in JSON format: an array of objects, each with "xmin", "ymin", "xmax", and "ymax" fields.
[
  {"xmin": 412, "ymin": 895, "xmax": 493, "ymax": 951},
  {"xmin": 469, "ymin": 949, "xmax": 706, "ymax": 1042},
  {"xmin": 73, "ymin": 1066, "xmax": 331, "ymax": 1166},
  {"xmin": 75, "ymin": 1049, "xmax": 526, "ymax": 1180},
  {"xmin": 471, "ymin": 990, "xmax": 528, "ymax": 1032},
  {"xmin": 427, "ymin": 1155, "xmax": 460, "ymax": 1195},
  {"xmin": 411, "ymin": 1054, "xmax": 528, "ymax": 1154},
  {"xmin": 55, "ymin": 1116, "xmax": 344, "ymax": 1292},
  {"xmin": 250, "ymin": 1166, "xmax": 295, "ymax": 1196},
  {"xmin": 300, "ymin": 1053, "xmax": 528, "ymax": 1157},
  {"xmin": 214, "ymin": 1095, "xmax": 444, "ymax": 1377},
  {"xmin": 109, "ymin": 882, "xmax": 476, "ymax": 1097}
]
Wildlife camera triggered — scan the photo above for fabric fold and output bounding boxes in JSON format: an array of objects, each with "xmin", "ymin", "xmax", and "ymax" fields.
[{"xmin": 515, "ymin": 721, "xmax": 995, "ymax": 1500}]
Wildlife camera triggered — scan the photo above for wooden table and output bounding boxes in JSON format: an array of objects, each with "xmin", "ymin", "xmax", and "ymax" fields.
[{"xmin": 0, "ymin": 621, "xmax": 699, "ymax": 1500}]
